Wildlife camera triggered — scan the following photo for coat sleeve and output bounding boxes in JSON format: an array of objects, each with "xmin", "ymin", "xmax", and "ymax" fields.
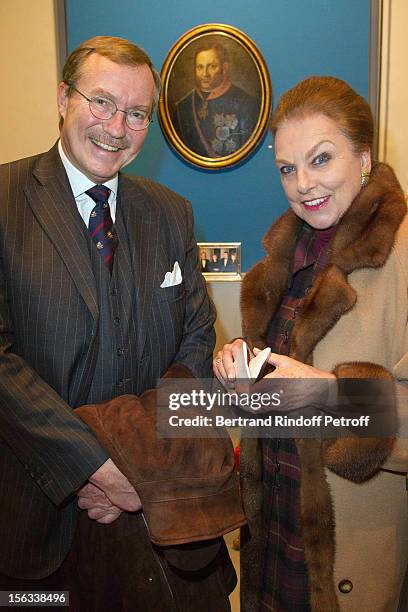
[
  {"xmin": 324, "ymin": 231, "xmax": 408, "ymax": 480},
  {"xmin": 324, "ymin": 362, "xmax": 401, "ymax": 481},
  {"xmin": 382, "ymin": 354, "xmax": 408, "ymax": 472},
  {"xmin": 0, "ymin": 234, "xmax": 108, "ymax": 508},
  {"xmin": 384, "ymin": 236, "xmax": 408, "ymax": 472},
  {"xmin": 0, "ymin": 332, "xmax": 109, "ymax": 506}
]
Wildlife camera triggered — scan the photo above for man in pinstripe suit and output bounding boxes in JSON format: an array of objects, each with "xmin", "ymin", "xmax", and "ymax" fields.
[{"xmin": 0, "ymin": 37, "xmax": 234, "ymax": 610}]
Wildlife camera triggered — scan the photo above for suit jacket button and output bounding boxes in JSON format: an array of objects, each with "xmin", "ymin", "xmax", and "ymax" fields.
[{"xmin": 338, "ymin": 579, "xmax": 353, "ymax": 594}]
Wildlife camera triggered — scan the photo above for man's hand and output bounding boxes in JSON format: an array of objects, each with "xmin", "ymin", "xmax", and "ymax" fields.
[
  {"xmin": 77, "ymin": 482, "xmax": 123, "ymax": 524},
  {"xmin": 77, "ymin": 458, "xmax": 142, "ymax": 523},
  {"xmin": 89, "ymin": 458, "xmax": 142, "ymax": 510}
]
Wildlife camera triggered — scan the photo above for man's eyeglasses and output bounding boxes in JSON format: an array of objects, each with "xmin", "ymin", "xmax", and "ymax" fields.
[{"xmin": 65, "ymin": 83, "xmax": 153, "ymax": 131}]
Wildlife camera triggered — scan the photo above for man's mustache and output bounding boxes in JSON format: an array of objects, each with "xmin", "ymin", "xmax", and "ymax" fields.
[{"xmin": 88, "ymin": 130, "xmax": 128, "ymax": 149}]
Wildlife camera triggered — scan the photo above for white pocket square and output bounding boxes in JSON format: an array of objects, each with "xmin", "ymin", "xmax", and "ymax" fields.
[{"xmin": 160, "ymin": 261, "xmax": 182, "ymax": 288}]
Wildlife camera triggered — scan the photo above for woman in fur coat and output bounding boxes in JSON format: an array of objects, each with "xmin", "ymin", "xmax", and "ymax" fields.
[{"xmin": 214, "ymin": 76, "xmax": 408, "ymax": 612}]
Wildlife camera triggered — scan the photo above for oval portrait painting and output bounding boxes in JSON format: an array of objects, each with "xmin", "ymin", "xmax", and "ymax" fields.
[{"xmin": 159, "ymin": 24, "xmax": 272, "ymax": 169}]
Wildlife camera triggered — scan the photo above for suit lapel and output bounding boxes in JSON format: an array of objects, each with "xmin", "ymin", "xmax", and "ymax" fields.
[
  {"xmin": 118, "ymin": 174, "xmax": 161, "ymax": 358},
  {"xmin": 26, "ymin": 144, "xmax": 98, "ymax": 321}
]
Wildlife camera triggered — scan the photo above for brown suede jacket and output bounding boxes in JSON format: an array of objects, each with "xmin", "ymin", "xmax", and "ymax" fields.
[{"xmin": 75, "ymin": 363, "xmax": 245, "ymax": 550}]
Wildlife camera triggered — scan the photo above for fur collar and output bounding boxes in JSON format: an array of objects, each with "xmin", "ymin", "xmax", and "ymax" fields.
[{"xmin": 241, "ymin": 162, "xmax": 406, "ymax": 361}]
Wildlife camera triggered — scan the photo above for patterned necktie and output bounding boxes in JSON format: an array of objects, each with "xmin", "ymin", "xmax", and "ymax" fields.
[{"xmin": 86, "ymin": 185, "xmax": 117, "ymax": 273}]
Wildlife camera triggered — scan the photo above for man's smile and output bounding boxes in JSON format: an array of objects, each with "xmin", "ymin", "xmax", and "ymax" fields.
[{"xmin": 89, "ymin": 137, "xmax": 124, "ymax": 152}]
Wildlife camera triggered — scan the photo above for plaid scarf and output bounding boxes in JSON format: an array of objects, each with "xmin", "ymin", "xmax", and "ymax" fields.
[{"xmin": 260, "ymin": 223, "xmax": 335, "ymax": 611}]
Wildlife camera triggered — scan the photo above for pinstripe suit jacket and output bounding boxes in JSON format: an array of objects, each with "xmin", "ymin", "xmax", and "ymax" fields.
[{"xmin": 0, "ymin": 143, "xmax": 216, "ymax": 579}]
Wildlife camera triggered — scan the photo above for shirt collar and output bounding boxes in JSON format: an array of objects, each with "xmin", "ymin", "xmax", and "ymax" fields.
[{"xmin": 58, "ymin": 139, "xmax": 118, "ymax": 198}]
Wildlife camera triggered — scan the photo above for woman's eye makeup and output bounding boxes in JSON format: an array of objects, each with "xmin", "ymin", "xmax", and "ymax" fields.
[
  {"xmin": 279, "ymin": 165, "xmax": 296, "ymax": 175},
  {"xmin": 312, "ymin": 151, "xmax": 331, "ymax": 166},
  {"xmin": 278, "ymin": 151, "xmax": 331, "ymax": 175}
]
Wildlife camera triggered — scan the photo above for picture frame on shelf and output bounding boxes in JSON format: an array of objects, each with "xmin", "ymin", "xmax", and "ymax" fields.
[{"xmin": 198, "ymin": 242, "xmax": 241, "ymax": 280}]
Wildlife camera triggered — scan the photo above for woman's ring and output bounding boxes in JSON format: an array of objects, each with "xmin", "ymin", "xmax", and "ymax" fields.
[{"xmin": 216, "ymin": 358, "xmax": 222, "ymax": 365}]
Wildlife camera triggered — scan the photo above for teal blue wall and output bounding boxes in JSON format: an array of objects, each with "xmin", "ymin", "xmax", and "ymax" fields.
[{"xmin": 66, "ymin": 0, "xmax": 370, "ymax": 270}]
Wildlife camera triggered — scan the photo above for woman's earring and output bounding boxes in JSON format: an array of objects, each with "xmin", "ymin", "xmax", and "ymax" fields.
[{"xmin": 361, "ymin": 169, "xmax": 370, "ymax": 188}]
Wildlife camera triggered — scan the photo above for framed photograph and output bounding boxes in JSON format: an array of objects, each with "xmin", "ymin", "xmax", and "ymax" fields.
[
  {"xmin": 198, "ymin": 242, "xmax": 241, "ymax": 280},
  {"xmin": 159, "ymin": 24, "xmax": 272, "ymax": 170}
]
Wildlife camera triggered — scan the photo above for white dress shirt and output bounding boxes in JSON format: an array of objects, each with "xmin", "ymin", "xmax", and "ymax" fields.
[{"xmin": 58, "ymin": 140, "xmax": 118, "ymax": 226}]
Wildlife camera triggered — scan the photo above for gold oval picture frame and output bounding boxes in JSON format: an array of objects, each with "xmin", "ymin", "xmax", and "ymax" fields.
[{"xmin": 158, "ymin": 23, "xmax": 272, "ymax": 170}]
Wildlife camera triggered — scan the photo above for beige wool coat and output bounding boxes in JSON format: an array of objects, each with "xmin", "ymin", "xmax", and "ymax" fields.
[{"xmin": 239, "ymin": 162, "xmax": 408, "ymax": 612}]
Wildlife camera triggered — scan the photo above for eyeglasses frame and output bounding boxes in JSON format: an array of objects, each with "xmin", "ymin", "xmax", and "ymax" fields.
[{"xmin": 64, "ymin": 82, "xmax": 153, "ymax": 131}]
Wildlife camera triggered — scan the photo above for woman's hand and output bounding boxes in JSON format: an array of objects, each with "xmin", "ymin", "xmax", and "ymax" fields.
[
  {"xmin": 213, "ymin": 343, "xmax": 336, "ymax": 383},
  {"xmin": 213, "ymin": 338, "xmax": 247, "ymax": 385},
  {"xmin": 258, "ymin": 351, "xmax": 336, "ymax": 413},
  {"xmin": 262, "ymin": 350, "xmax": 336, "ymax": 380}
]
